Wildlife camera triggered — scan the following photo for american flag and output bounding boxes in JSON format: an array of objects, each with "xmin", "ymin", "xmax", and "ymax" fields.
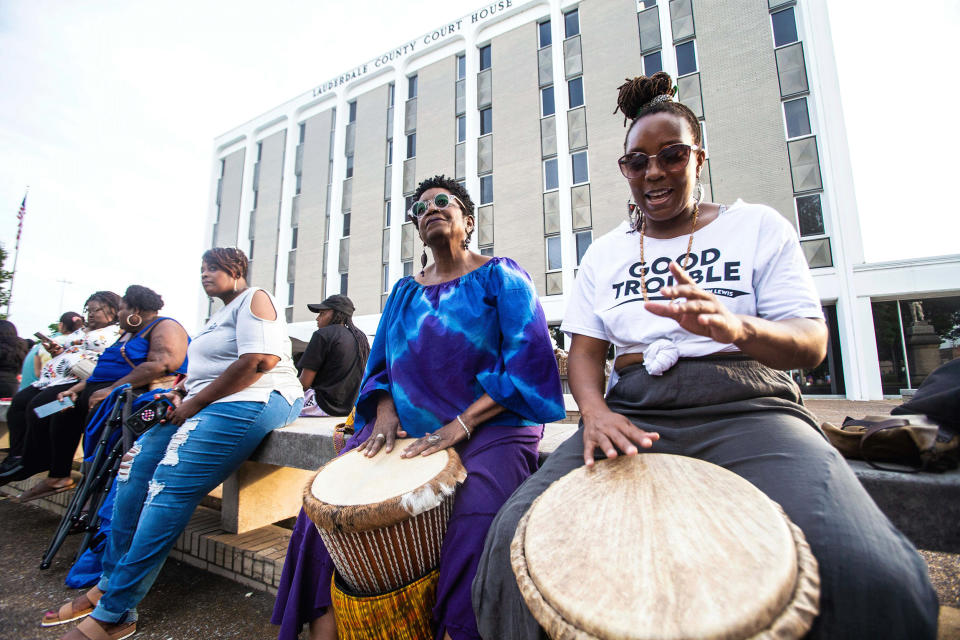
[{"xmin": 16, "ymin": 193, "xmax": 26, "ymax": 243}]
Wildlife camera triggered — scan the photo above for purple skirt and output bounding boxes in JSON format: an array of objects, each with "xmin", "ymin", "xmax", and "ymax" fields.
[{"xmin": 271, "ymin": 423, "xmax": 543, "ymax": 640}]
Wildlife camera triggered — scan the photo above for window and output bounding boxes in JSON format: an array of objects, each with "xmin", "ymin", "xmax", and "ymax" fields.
[
  {"xmin": 343, "ymin": 212, "xmax": 351, "ymax": 236},
  {"xmin": 291, "ymin": 227, "xmax": 298, "ymax": 249},
  {"xmin": 295, "ymin": 172, "xmax": 302, "ymax": 195},
  {"xmin": 457, "ymin": 115, "xmax": 466, "ymax": 142},
  {"xmin": 575, "ymin": 230, "xmax": 592, "ymax": 265},
  {"xmin": 405, "ymin": 194, "xmax": 417, "ymax": 214},
  {"xmin": 480, "ymin": 108, "xmax": 493, "ymax": 135},
  {"xmin": 298, "ymin": 122, "xmax": 306, "ymax": 144},
  {"xmin": 457, "ymin": 54, "xmax": 466, "ymax": 80},
  {"xmin": 568, "ymin": 77, "xmax": 584, "ymax": 108},
  {"xmin": 256, "ymin": 141, "xmax": 263, "ymax": 161},
  {"xmin": 796, "ymin": 194, "xmax": 825, "ymax": 237},
  {"xmin": 546, "ymin": 235, "xmax": 562, "ymax": 270},
  {"xmin": 403, "ymin": 260, "xmax": 413, "ymax": 277},
  {"xmin": 382, "ymin": 263, "xmax": 390, "ymax": 292},
  {"xmin": 639, "ymin": 0, "xmax": 657, "ymax": 6},
  {"xmin": 345, "ymin": 154, "xmax": 354, "ymax": 179},
  {"xmin": 388, "ymin": 83, "xmax": 395, "ymax": 107},
  {"xmin": 348, "ymin": 100, "xmax": 357, "ymax": 123},
  {"xmin": 675, "ymin": 40, "xmax": 697, "ymax": 76},
  {"xmin": 406, "ymin": 132, "xmax": 416, "ymax": 159},
  {"xmin": 771, "ymin": 7, "xmax": 798, "ymax": 47},
  {"xmin": 408, "ymin": 74, "xmax": 418, "ymax": 99},
  {"xmin": 384, "ymin": 200, "xmax": 392, "ymax": 227},
  {"xmin": 538, "ymin": 20, "xmax": 552, "ymax": 48},
  {"xmin": 480, "ymin": 175, "xmax": 493, "ymax": 204},
  {"xmin": 564, "ymin": 9, "xmax": 579, "ymax": 38},
  {"xmin": 249, "ymin": 239, "xmax": 255, "ymax": 260},
  {"xmin": 480, "ymin": 246, "xmax": 494, "ymax": 257},
  {"xmin": 340, "ymin": 273, "xmax": 348, "ymax": 296},
  {"xmin": 386, "ymin": 139, "xmax": 393, "ymax": 164},
  {"xmin": 571, "ymin": 151, "xmax": 589, "ymax": 184},
  {"xmin": 643, "ymin": 51, "xmax": 662, "ymax": 75},
  {"xmin": 544, "ymin": 158, "xmax": 559, "ymax": 191},
  {"xmin": 784, "ymin": 98, "xmax": 811, "ymax": 139},
  {"xmin": 288, "ymin": 282, "xmax": 295, "ymax": 305},
  {"xmin": 541, "ymin": 86, "xmax": 555, "ymax": 117},
  {"xmin": 479, "ymin": 44, "xmax": 492, "ymax": 71}
]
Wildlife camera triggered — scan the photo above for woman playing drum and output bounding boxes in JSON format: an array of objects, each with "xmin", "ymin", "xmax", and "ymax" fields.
[
  {"xmin": 472, "ymin": 73, "xmax": 938, "ymax": 639},
  {"xmin": 272, "ymin": 175, "xmax": 565, "ymax": 640}
]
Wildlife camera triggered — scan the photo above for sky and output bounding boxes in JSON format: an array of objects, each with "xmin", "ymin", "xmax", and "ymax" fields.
[{"xmin": 0, "ymin": 0, "xmax": 957, "ymax": 338}]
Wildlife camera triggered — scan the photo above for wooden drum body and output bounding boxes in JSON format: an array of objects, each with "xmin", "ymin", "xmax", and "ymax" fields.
[
  {"xmin": 303, "ymin": 438, "xmax": 467, "ymax": 596},
  {"xmin": 511, "ymin": 454, "xmax": 820, "ymax": 640}
]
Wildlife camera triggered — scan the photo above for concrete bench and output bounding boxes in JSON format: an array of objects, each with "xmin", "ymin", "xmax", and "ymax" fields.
[{"xmin": 230, "ymin": 419, "xmax": 960, "ymax": 554}]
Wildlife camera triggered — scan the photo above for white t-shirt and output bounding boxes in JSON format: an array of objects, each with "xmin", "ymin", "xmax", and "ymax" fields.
[
  {"xmin": 561, "ymin": 200, "xmax": 823, "ymax": 359},
  {"xmin": 184, "ymin": 287, "xmax": 303, "ymax": 405}
]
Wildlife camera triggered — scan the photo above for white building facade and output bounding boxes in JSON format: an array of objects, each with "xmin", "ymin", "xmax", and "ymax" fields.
[{"xmin": 205, "ymin": 0, "xmax": 960, "ymax": 400}]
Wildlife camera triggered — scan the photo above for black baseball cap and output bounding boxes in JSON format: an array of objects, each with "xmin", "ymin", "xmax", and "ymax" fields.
[{"xmin": 307, "ymin": 295, "xmax": 355, "ymax": 315}]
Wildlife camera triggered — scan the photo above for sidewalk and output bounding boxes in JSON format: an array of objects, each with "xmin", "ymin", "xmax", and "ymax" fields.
[{"xmin": 0, "ymin": 498, "xmax": 278, "ymax": 640}]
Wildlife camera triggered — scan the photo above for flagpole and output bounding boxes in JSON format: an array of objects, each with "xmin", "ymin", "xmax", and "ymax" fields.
[{"xmin": 7, "ymin": 187, "xmax": 28, "ymax": 316}]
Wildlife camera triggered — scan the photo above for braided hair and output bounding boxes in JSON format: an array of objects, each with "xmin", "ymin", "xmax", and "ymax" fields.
[
  {"xmin": 122, "ymin": 285, "xmax": 164, "ymax": 313},
  {"xmin": 84, "ymin": 291, "xmax": 121, "ymax": 324},
  {"xmin": 615, "ymin": 72, "xmax": 703, "ymax": 231},
  {"xmin": 202, "ymin": 247, "xmax": 249, "ymax": 280},
  {"xmin": 329, "ymin": 309, "xmax": 371, "ymax": 367},
  {"xmin": 614, "ymin": 72, "xmax": 701, "ymax": 150}
]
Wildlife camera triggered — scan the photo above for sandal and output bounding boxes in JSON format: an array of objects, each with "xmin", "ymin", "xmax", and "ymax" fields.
[
  {"xmin": 63, "ymin": 616, "xmax": 136, "ymax": 640},
  {"xmin": 41, "ymin": 586, "xmax": 103, "ymax": 627},
  {"xmin": 18, "ymin": 479, "xmax": 76, "ymax": 503}
]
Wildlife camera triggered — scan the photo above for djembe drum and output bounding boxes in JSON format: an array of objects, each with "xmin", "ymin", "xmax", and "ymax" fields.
[
  {"xmin": 303, "ymin": 438, "xmax": 467, "ymax": 639},
  {"xmin": 511, "ymin": 454, "xmax": 820, "ymax": 639}
]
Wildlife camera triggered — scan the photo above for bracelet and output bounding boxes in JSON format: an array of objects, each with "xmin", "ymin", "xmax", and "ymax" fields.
[{"xmin": 456, "ymin": 415, "xmax": 471, "ymax": 440}]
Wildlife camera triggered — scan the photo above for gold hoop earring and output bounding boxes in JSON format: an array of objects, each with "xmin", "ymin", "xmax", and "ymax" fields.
[
  {"xmin": 233, "ymin": 279, "xmax": 238, "ymax": 292},
  {"xmin": 127, "ymin": 314, "xmax": 142, "ymax": 328}
]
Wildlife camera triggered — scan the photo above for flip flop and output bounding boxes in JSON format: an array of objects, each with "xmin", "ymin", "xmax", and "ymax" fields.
[
  {"xmin": 17, "ymin": 479, "xmax": 76, "ymax": 503},
  {"xmin": 64, "ymin": 617, "xmax": 136, "ymax": 640},
  {"xmin": 41, "ymin": 586, "xmax": 102, "ymax": 627}
]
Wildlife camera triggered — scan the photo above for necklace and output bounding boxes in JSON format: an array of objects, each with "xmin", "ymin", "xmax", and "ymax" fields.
[{"xmin": 638, "ymin": 202, "xmax": 699, "ymax": 303}]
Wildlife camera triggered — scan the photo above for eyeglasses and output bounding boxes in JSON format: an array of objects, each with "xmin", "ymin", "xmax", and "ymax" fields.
[
  {"xmin": 618, "ymin": 143, "xmax": 699, "ymax": 179},
  {"xmin": 408, "ymin": 193, "xmax": 465, "ymax": 219}
]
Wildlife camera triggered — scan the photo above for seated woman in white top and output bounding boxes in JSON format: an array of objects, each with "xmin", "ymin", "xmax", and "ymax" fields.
[
  {"xmin": 43, "ymin": 247, "xmax": 303, "ymax": 640},
  {"xmin": 473, "ymin": 73, "xmax": 938, "ymax": 640}
]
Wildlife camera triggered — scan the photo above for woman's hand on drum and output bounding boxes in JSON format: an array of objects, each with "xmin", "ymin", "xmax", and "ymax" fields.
[
  {"xmin": 644, "ymin": 262, "xmax": 747, "ymax": 345},
  {"xmin": 582, "ymin": 408, "xmax": 659, "ymax": 467},
  {"xmin": 362, "ymin": 394, "xmax": 408, "ymax": 457},
  {"xmin": 400, "ymin": 421, "xmax": 465, "ymax": 459}
]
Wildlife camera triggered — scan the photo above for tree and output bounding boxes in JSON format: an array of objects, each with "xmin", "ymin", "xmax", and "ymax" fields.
[{"xmin": 0, "ymin": 243, "xmax": 12, "ymax": 320}]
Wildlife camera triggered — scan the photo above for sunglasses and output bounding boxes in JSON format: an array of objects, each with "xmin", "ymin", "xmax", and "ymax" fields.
[
  {"xmin": 618, "ymin": 143, "xmax": 699, "ymax": 179},
  {"xmin": 408, "ymin": 193, "xmax": 465, "ymax": 219}
]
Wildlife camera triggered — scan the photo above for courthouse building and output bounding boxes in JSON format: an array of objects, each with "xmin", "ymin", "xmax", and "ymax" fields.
[{"xmin": 205, "ymin": 0, "xmax": 960, "ymax": 400}]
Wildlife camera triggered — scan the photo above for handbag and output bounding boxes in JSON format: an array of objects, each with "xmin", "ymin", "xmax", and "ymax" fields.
[
  {"xmin": 822, "ymin": 414, "xmax": 959, "ymax": 473},
  {"xmin": 69, "ymin": 357, "xmax": 97, "ymax": 381}
]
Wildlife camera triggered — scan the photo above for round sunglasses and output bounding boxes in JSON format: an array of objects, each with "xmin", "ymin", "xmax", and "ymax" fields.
[
  {"xmin": 618, "ymin": 143, "xmax": 700, "ymax": 179},
  {"xmin": 408, "ymin": 192, "xmax": 466, "ymax": 219}
]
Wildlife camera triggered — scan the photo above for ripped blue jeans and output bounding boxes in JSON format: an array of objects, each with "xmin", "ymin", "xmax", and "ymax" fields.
[{"xmin": 92, "ymin": 391, "xmax": 302, "ymax": 624}]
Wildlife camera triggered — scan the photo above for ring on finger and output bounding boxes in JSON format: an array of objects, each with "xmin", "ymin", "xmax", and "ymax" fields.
[
  {"xmin": 427, "ymin": 434, "xmax": 441, "ymax": 444},
  {"xmin": 375, "ymin": 433, "xmax": 386, "ymax": 441}
]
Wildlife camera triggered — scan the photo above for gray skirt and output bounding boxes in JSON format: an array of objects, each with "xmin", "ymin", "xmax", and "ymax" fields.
[{"xmin": 472, "ymin": 357, "xmax": 938, "ymax": 640}]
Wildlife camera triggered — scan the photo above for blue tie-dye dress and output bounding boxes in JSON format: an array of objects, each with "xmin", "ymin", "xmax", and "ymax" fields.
[
  {"xmin": 272, "ymin": 257, "xmax": 566, "ymax": 640},
  {"xmin": 352, "ymin": 256, "xmax": 565, "ymax": 437}
]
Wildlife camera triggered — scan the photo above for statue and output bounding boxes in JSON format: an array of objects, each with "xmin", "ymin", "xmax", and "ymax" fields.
[{"xmin": 909, "ymin": 300, "xmax": 925, "ymax": 325}]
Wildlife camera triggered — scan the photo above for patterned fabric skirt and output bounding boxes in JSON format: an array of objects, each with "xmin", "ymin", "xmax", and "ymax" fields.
[{"xmin": 331, "ymin": 569, "xmax": 439, "ymax": 640}]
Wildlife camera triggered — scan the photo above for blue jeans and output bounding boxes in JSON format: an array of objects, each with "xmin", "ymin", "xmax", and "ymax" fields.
[{"xmin": 92, "ymin": 391, "xmax": 302, "ymax": 624}]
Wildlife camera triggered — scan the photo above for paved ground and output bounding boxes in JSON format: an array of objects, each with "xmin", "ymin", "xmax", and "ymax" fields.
[{"xmin": 0, "ymin": 498, "xmax": 278, "ymax": 640}]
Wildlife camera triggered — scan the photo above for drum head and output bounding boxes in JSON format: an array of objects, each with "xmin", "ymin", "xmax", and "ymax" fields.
[
  {"xmin": 311, "ymin": 438, "xmax": 451, "ymax": 506},
  {"xmin": 513, "ymin": 454, "xmax": 819, "ymax": 639}
]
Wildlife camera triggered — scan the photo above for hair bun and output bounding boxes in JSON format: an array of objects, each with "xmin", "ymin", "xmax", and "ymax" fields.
[{"xmin": 614, "ymin": 72, "xmax": 675, "ymax": 124}]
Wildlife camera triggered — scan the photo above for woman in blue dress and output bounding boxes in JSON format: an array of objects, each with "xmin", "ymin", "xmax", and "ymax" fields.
[{"xmin": 272, "ymin": 175, "xmax": 565, "ymax": 640}]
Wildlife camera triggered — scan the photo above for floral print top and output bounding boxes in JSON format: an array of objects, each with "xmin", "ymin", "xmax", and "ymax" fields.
[{"xmin": 33, "ymin": 325, "xmax": 121, "ymax": 389}]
